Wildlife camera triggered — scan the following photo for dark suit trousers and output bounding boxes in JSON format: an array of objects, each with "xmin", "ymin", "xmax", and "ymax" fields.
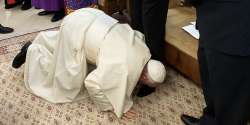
[
  {"xmin": 198, "ymin": 40, "xmax": 250, "ymax": 125},
  {"xmin": 129, "ymin": 0, "xmax": 169, "ymax": 62}
]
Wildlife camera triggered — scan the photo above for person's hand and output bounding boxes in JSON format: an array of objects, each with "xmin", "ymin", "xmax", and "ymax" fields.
[
  {"xmin": 122, "ymin": 109, "xmax": 137, "ymax": 121},
  {"xmin": 109, "ymin": 109, "xmax": 137, "ymax": 121}
]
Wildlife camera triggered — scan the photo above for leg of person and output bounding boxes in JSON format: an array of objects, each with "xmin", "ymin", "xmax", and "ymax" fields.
[
  {"xmin": 130, "ymin": 0, "xmax": 154, "ymax": 97},
  {"xmin": 4, "ymin": 0, "xmax": 22, "ymax": 9},
  {"xmin": 21, "ymin": 0, "xmax": 32, "ymax": 10},
  {"xmin": 200, "ymin": 45, "xmax": 250, "ymax": 125},
  {"xmin": 198, "ymin": 40, "xmax": 217, "ymax": 125},
  {"xmin": 137, "ymin": 0, "xmax": 169, "ymax": 97},
  {"xmin": 12, "ymin": 31, "xmax": 59, "ymax": 98},
  {"xmin": 23, "ymin": 41, "xmax": 57, "ymax": 102},
  {"xmin": 20, "ymin": 11, "xmax": 97, "ymax": 103},
  {"xmin": 33, "ymin": 0, "xmax": 55, "ymax": 16},
  {"xmin": 180, "ymin": 40, "xmax": 216, "ymax": 125},
  {"xmin": 23, "ymin": 23, "xmax": 80, "ymax": 103},
  {"xmin": 32, "ymin": 31, "xmax": 59, "ymax": 52},
  {"xmin": 51, "ymin": 7, "xmax": 65, "ymax": 22},
  {"xmin": 50, "ymin": 0, "xmax": 65, "ymax": 22},
  {"xmin": 34, "ymin": 0, "xmax": 64, "ymax": 17},
  {"xmin": 142, "ymin": 0, "xmax": 169, "ymax": 63},
  {"xmin": 12, "ymin": 31, "xmax": 59, "ymax": 68},
  {"xmin": 129, "ymin": 0, "xmax": 144, "ymax": 33},
  {"xmin": 38, "ymin": 11, "xmax": 55, "ymax": 16}
]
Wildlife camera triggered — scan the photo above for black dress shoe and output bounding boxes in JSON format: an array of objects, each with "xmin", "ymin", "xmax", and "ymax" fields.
[
  {"xmin": 21, "ymin": 0, "xmax": 32, "ymax": 10},
  {"xmin": 51, "ymin": 8, "xmax": 65, "ymax": 22},
  {"xmin": 137, "ymin": 85, "xmax": 156, "ymax": 97},
  {"xmin": 12, "ymin": 42, "xmax": 32, "ymax": 69},
  {"xmin": 0, "ymin": 24, "xmax": 14, "ymax": 34},
  {"xmin": 5, "ymin": 3, "xmax": 22, "ymax": 9},
  {"xmin": 38, "ymin": 11, "xmax": 54, "ymax": 16},
  {"xmin": 181, "ymin": 115, "xmax": 200, "ymax": 125}
]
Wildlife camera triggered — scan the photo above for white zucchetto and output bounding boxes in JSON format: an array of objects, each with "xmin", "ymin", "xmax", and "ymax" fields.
[{"xmin": 147, "ymin": 59, "xmax": 166, "ymax": 83}]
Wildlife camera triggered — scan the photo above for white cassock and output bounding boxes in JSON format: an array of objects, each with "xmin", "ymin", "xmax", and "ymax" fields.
[{"xmin": 24, "ymin": 8, "xmax": 151, "ymax": 118}]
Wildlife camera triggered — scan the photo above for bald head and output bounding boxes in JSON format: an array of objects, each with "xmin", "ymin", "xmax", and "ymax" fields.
[{"xmin": 138, "ymin": 60, "xmax": 166, "ymax": 88}]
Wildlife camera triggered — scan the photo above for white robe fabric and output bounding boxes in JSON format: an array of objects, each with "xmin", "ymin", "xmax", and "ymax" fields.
[
  {"xmin": 24, "ymin": 8, "xmax": 151, "ymax": 118},
  {"xmin": 24, "ymin": 8, "xmax": 110, "ymax": 103},
  {"xmin": 94, "ymin": 24, "xmax": 151, "ymax": 118}
]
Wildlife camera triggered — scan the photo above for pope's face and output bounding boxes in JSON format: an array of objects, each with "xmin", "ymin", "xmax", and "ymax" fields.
[{"xmin": 138, "ymin": 75, "xmax": 161, "ymax": 88}]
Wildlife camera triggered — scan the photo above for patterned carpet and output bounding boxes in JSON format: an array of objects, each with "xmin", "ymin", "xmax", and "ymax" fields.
[{"xmin": 0, "ymin": 13, "xmax": 206, "ymax": 125}]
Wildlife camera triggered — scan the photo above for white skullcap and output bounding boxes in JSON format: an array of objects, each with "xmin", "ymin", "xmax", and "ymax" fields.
[{"xmin": 147, "ymin": 59, "xmax": 166, "ymax": 83}]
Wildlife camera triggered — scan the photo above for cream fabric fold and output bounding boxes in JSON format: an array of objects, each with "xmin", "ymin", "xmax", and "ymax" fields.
[
  {"xmin": 24, "ymin": 8, "xmax": 151, "ymax": 119},
  {"xmin": 85, "ymin": 69, "xmax": 113, "ymax": 111},
  {"xmin": 97, "ymin": 25, "xmax": 151, "ymax": 118},
  {"xmin": 24, "ymin": 8, "xmax": 108, "ymax": 103},
  {"xmin": 84, "ymin": 14, "xmax": 118, "ymax": 65}
]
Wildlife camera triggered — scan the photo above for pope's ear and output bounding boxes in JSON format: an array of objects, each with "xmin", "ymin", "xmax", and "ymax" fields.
[{"xmin": 141, "ymin": 75, "xmax": 147, "ymax": 80}]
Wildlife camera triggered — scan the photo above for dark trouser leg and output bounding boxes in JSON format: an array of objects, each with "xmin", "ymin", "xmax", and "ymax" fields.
[
  {"xmin": 130, "ymin": 0, "xmax": 154, "ymax": 97},
  {"xmin": 142, "ymin": 0, "xmax": 169, "ymax": 63},
  {"xmin": 16, "ymin": 0, "xmax": 25, "ymax": 4},
  {"xmin": 21, "ymin": 0, "xmax": 31, "ymax": 10},
  {"xmin": 199, "ymin": 40, "xmax": 250, "ymax": 125},
  {"xmin": 129, "ymin": 0, "xmax": 144, "ymax": 33},
  {"xmin": 51, "ymin": 7, "xmax": 65, "ymax": 22},
  {"xmin": 198, "ymin": 40, "xmax": 217, "ymax": 125},
  {"xmin": 131, "ymin": 0, "xmax": 169, "ymax": 97}
]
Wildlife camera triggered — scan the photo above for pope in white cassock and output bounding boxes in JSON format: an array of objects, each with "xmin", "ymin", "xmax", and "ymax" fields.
[{"xmin": 12, "ymin": 8, "xmax": 166, "ymax": 120}]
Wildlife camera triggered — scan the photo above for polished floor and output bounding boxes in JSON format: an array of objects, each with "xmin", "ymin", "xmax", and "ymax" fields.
[{"xmin": 0, "ymin": 1, "xmax": 62, "ymax": 40}]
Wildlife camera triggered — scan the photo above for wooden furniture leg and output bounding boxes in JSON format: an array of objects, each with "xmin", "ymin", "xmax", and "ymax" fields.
[{"xmin": 126, "ymin": 0, "xmax": 130, "ymax": 16}]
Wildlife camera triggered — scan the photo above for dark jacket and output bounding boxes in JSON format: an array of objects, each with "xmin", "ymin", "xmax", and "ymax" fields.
[{"xmin": 185, "ymin": 0, "xmax": 250, "ymax": 56}]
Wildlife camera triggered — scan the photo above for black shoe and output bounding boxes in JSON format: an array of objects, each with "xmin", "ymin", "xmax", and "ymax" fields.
[
  {"xmin": 38, "ymin": 11, "xmax": 54, "ymax": 16},
  {"xmin": 21, "ymin": 0, "xmax": 32, "ymax": 10},
  {"xmin": 119, "ymin": 11, "xmax": 123, "ymax": 15},
  {"xmin": 5, "ymin": 3, "xmax": 22, "ymax": 9},
  {"xmin": 180, "ymin": 115, "xmax": 200, "ymax": 125},
  {"xmin": 0, "ymin": 24, "xmax": 14, "ymax": 34},
  {"xmin": 51, "ymin": 8, "xmax": 65, "ymax": 22},
  {"xmin": 12, "ymin": 42, "xmax": 32, "ymax": 69},
  {"xmin": 137, "ymin": 85, "xmax": 156, "ymax": 97}
]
